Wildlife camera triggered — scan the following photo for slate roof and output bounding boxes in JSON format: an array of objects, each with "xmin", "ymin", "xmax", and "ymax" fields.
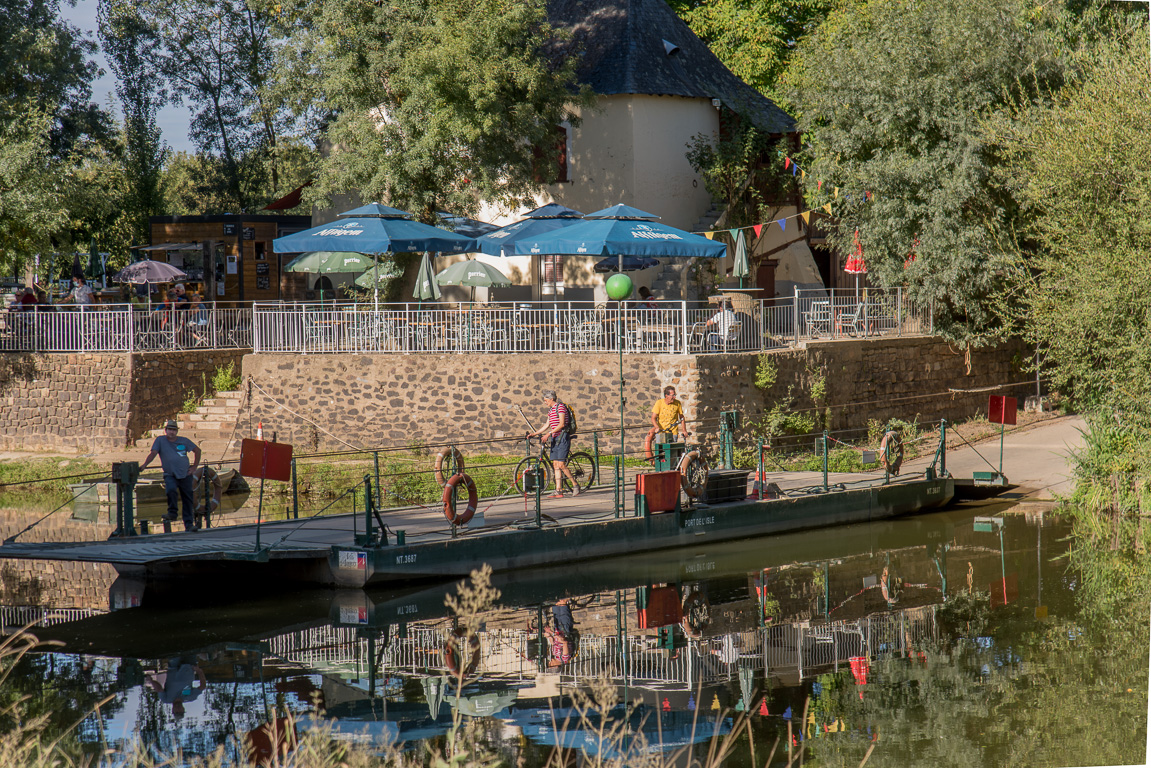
[{"xmin": 548, "ymin": 0, "xmax": 796, "ymax": 134}]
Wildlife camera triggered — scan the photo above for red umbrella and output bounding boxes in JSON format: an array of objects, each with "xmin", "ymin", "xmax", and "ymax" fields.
[
  {"xmin": 844, "ymin": 229, "xmax": 866, "ymax": 274},
  {"xmin": 844, "ymin": 229, "xmax": 866, "ymax": 300}
]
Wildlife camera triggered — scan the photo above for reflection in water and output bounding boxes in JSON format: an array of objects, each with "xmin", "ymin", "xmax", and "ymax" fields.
[{"xmin": 2, "ymin": 503, "xmax": 1148, "ymax": 767}]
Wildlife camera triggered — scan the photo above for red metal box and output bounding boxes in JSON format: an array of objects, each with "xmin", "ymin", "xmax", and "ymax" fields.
[{"xmin": 636, "ymin": 471, "xmax": 680, "ymax": 513}]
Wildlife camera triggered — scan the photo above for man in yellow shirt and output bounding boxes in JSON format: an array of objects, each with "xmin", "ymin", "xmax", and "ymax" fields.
[{"xmin": 651, "ymin": 386, "xmax": 690, "ymax": 441}]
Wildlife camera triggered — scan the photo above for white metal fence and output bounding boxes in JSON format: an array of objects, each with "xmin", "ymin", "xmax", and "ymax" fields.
[
  {"xmin": 0, "ymin": 303, "xmax": 252, "ymax": 353},
  {"xmin": 0, "ymin": 289, "xmax": 930, "ymax": 354}
]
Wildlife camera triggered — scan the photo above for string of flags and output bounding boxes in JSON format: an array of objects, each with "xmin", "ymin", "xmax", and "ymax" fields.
[{"xmin": 693, "ymin": 151, "xmax": 875, "ymax": 243}]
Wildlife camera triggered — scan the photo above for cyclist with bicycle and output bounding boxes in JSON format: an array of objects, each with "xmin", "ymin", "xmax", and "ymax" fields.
[{"xmin": 526, "ymin": 389, "xmax": 581, "ymax": 498}]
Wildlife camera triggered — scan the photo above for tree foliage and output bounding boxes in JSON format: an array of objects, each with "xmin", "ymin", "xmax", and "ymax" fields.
[
  {"xmin": 668, "ymin": 0, "xmax": 838, "ymax": 98},
  {"xmin": 97, "ymin": 0, "xmax": 168, "ymax": 247},
  {"xmin": 262, "ymin": 0, "xmax": 593, "ymax": 223},
  {"xmin": 783, "ymin": 0, "xmax": 1068, "ymax": 346},
  {"xmin": 101, "ymin": 0, "xmax": 309, "ymax": 212},
  {"xmin": 999, "ymin": 30, "xmax": 1151, "ymax": 416},
  {"xmin": 0, "ymin": 0, "xmax": 112, "ymax": 272}
]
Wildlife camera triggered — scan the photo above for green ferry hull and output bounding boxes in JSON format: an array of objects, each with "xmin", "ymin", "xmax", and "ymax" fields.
[{"xmin": 328, "ymin": 476, "xmax": 954, "ymax": 588}]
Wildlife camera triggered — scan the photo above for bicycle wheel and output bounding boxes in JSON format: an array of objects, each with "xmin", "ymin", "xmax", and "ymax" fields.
[
  {"xmin": 560, "ymin": 452, "xmax": 597, "ymax": 493},
  {"xmin": 514, "ymin": 457, "xmax": 554, "ymax": 495}
]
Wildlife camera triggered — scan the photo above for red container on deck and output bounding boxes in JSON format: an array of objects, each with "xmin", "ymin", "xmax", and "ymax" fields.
[{"xmin": 636, "ymin": 471, "xmax": 680, "ymax": 513}]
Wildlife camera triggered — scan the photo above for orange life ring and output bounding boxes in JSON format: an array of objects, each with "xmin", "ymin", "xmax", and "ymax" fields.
[
  {"xmin": 434, "ymin": 447, "xmax": 465, "ymax": 487},
  {"xmin": 443, "ymin": 628, "xmax": 481, "ymax": 677},
  {"xmin": 879, "ymin": 430, "xmax": 904, "ymax": 476},
  {"xmin": 644, "ymin": 428, "xmax": 658, "ymax": 461},
  {"xmin": 678, "ymin": 451, "xmax": 708, "ymax": 498},
  {"xmin": 441, "ymin": 472, "xmax": 478, "ymax": 525}
]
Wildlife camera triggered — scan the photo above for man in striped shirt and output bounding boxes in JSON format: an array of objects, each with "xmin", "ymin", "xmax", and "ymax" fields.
[{"xmin": 527, "ymin": 389, "xmax": 580, "ymax": 498}]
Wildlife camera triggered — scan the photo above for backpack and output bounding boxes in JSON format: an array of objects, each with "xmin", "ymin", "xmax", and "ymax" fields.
[{"xmin": 561, "ymin": 402, "xmax": 578, "ymax": 436}]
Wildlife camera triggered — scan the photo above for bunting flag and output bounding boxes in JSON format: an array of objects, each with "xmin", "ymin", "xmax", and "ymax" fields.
[
  {"xmin": 791, "ymin": 165, "xmax": 798, "ymax": 176},
  {"xmin": 800, "ymin": 211, "xmax": 811, "ymax": 225},
  {"xmin": 759, "ymin": 699, "xmax": 770, "ymax": 716},
  {"xmin": 784, "ymin": 157, "xmax": 792, "ymax": 170},
  {"xmin": 663, "ymin": 698, "xmax": 671, "ymax": 711},
  {"xmin": 822, "ymin": 203, "xmax": 832, "ymax": 214},
  {"xmin": 711, "ymin": 694, "xmax": 721, "ymax": 711},
  {"xmin": 753, "ymin": 224, "xmax": 763, "ymax": 238},
  {"xmin": 687, "ymin": 694, "xmax": 696, "ymax": 711},
  {"xmin": 834, "ymin": 187, "xmax": 839, "ymax": 199},
  {"xmin": 817, "ymin": 180, "xmax": 823, "ymax": 190},
  {"xmin": 728, "ymin": 228, "xmax": 739, "ymax": 241},
  {"xmin": 703, "ymin": 231, "xmax": 715, "ymax": 240},
  {"xmin": 777, "ymin": 218, "xmax": 786, "ymax": 231}
]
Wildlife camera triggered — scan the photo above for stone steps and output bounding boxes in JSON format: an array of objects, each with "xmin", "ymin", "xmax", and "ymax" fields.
[{"xmin": 135, "ymin": 388, "xmax": 247, "ymax": 452}]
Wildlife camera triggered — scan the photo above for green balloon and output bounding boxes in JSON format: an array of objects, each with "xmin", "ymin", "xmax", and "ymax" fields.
[{"xmin": 605, "ymin": 273, "xmax": 633, "ymax": 301}]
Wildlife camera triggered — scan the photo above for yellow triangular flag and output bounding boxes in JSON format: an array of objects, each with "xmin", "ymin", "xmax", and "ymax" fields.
[
  {"xmin": 834, "ymin": 187, "xmax": 839, "ymax": 199},
  {"xmin": 703, "ymin": 231, "xmax": 716, "ymax": 240},
  {"xmin": 800, "ymin": 211, "xmax": 811, "ymax": 224},
  {"xmin": 822, "ymin": 203, "xmax": 832, "ymax": 214},
  {"xmin": 800, "ymin": 170, "xmax": 806, "ymax": 180},
  {"xmin": 711, "ymin": 694, "xmax": 721, "ymax": 710}
]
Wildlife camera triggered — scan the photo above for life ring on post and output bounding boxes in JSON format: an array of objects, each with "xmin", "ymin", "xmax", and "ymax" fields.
[
  {"xmin": 441, "ymin": 472, "xmax": 478, "ymax": 526},
  {"xmin": 443, "ymin": 628, "xmax": 481, "ymax": 677},
  {"xmin": 434, "ymin": 447, "xmax": 465, "ymax": 487},
  {"xmin": 678, "ymin": 451, "xmax": 709, "ymax": 498},
  {"xmin": 879, "ymin": 430, "xmax": 904, "ymax": 476}
]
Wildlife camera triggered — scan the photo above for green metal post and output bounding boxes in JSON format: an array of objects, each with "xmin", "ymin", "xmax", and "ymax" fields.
[
  {"xmin": 618, "ymin": 309, "xmax": 626, "ymax": 505},
  {"xmin": 374, "ymin": 450, "xmax": 382, "ymax": 510},
  {"xmin": 940, "ymin": 419, "xmax": 947, "ymax": 478},
  {"xmin": 362, "ymin": 475, "xmax": 374, "ymax": 545},
  {"xmin": 534, "ymin": 462, "xmax": 542, "ymax": 528},
  {"xmin": 822, "ymin": 430, "xmax": 829, "ymax": 492},
  {"xmin": 593, "ymin": 431, "xmax": 600, "ymax": 478},
  {"xmin": 999, "ymin": 421, "xmax": 1005, "ymax": 478},
  {"xmin": 615, "ymin": 455, "xmax": 623, "ymax": 517},
  {"xmin": 291, "ymin": 458, "xmax": 299, "ymax": 520},
  {"xmin": 757, "ymin": 438, "xmax": 764, "ymax": 494}
]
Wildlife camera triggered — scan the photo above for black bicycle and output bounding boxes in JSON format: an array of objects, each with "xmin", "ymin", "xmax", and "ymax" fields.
[{"xmin": 513, "ymin": 436, "xmax": 597, "ymax": 496}]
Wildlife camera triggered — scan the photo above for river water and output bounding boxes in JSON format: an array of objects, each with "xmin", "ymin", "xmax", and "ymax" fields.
[{"xmin": 1, "ymin": 498, "xmax": 1147, "ymax": 767}]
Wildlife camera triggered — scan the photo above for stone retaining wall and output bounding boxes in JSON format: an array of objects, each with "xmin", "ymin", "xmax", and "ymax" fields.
[
  {"xmin": 242, "ymin": 337, "xmax": 1032, "ymax": 454},
  {"xmin": 0, "ymin": 350, "xmax": 248, "ymax": 452}
]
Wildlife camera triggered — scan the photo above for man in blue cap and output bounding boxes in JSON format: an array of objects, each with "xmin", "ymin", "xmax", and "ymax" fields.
[{"xmin": 141, "ymin": 419, "xmax": 202, "ymax": 531}]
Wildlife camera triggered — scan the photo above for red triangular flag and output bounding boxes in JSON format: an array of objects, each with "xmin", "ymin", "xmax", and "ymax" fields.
[
  {"xmin": 784, "ymin": 157, "xmax": 792, "ymax": 170},
  {"xmin": 759, "ymin": 698, "xmax": 769, "ymax": 716},
  {"xmin": 753, "ymin": 224, "xmax": 763, "ymax": 238},
  {"xmin": 663, "ymin": 697, "xmax": 671, "ymax": 711},
  {"xmin": 817, "ymin": 180, "xmax": 823, "ymax": 191}
]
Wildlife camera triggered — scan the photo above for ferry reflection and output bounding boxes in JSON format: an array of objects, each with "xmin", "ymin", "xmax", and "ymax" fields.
[{"xmin": 36, "ymin": 505, "xmax": 1048, "ymax": 757}]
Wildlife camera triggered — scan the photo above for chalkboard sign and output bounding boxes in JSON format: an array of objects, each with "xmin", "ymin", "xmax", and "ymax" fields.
[
  {"xmin": 243, "ymin": 227, "xmax": 255, "ymax": 241},
  {"xmin": 223, "ymin": 223, "xmax": 237, "ymax": 235},
  {"xmin": 256, "ymin": 262, "xmax": 270, "ymax": 276},
  {"xmin": 256, "ymin": 276, "xmax": 270, "ymax": 290}
]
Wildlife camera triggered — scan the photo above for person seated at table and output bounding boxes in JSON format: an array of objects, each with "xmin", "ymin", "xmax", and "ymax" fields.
[
  {"xmin": 18, "ymin": 287, "xmax": 38, "ymax": 311},
  {"xmin": 170, "ymin": 283, "xmax": 191, "ymax": 311},
  {"xmin": 61, "ymin": 276, "xmax": 94, "ymax": 306},
  {"xmin": 636, "ymin": 286, "xmax": 659, "ymax": 310},
  {"xmin": 187, "ymin": 292, "xmax": 209, "ymax": 344},
  {"xmin": 704, "ymin": 297, "xmax": 736, "ymax": 348}
]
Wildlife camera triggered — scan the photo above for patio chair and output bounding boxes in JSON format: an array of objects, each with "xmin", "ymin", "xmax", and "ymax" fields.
[
  {"xmin": 686, "ymin": 321, "xmax": 708, "ymax": 352},
  {"xmin": 803, "ymin": 300, "xmax": 832, "ymax": 338},
  {"xmin": 707, "ymin": 320, "xmax": 742, "ymax": 351},
  {"xmin": 349, "ymin": 311, "xmax": 382, "ymax": 352}
]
